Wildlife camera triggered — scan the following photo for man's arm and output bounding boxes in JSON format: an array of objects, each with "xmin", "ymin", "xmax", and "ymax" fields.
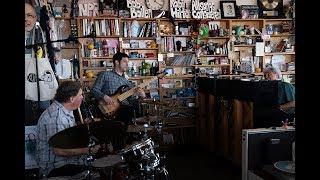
[
  {"xmin": 92, "ymin": 72, "xmax": 106, "ymax": 100},
  {"xmin": 280, "ymin": 100, "xmax": 295, "ymax": 111}
]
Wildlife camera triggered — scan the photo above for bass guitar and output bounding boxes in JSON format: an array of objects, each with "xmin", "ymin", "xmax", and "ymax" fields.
[{"xmin": 98, "ymin": 70, "xmax": 168, "ymax": 118}]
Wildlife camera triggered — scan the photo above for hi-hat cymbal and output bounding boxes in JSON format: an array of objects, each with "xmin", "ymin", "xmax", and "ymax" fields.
[{"xmin": 49, "ymin": 120, "xmax": 126, "ymax": 149}]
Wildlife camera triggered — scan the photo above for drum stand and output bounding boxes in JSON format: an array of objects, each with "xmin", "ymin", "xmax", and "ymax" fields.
[{"xmin": 136, "ymin": 125, "xmax": 171, "ymax": 180}]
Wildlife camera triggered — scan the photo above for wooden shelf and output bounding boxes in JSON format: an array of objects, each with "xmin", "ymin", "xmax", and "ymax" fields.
[
  {"xmin": 234, "ymin": 44, "xmax": 255, "ymax": 47},
  {"xmin": 123, "ymin": 48, "xmax": 158, "ymax": 50},
  {"xmin": 122, "ymin": 37, "xmax": 156, "ymax": 40},
  {"xmin": 253, "ymin": 71, "xmax": 295, "ymax": 76},
  {"xmin": 264, "ymin": 18, "xmax": 293, "ymax": 21},
  {"xmin": 128, "ymin": 76, "xmax": 156, "ymax": 80},
  {"xmin": 265, "ymin": 52, "xmax": 295, "ymax": 55},
  {"xmin": 161, "ymin": 35, "xmax": 191, "ymax": 37},
  {"xmin": 82, "ymin": 67, "xmax": 112, "ymax": 70},
  {"xmin": 192, "ymin": 64, "xmax": 230, "ymax": 67},
  {"xmin": 162, "ymin": 51, "xmax": 195, "ymax": 54},
  {"xmin": 199, "ymin": 54, "xmax": 228, "ymax": 57},
  {"xmin": 82, "ymin": 57, "xmax": 113, "ymax": 59},
  {"xmin": 282, "ymin": 71, "xmax": 295, "ymax": 75},
  {"xmin": 164, "ymin": 65, "xmax": 193, "ymax": 68},
  {"xmin": 235, "ymin": 35, "xmax": 261, "ymax": 37},
  {"xmin": 201, "ymin": 36, "xmax": 230, "ymax": 39},
  {"xmin": 270, "ymin": 34, "xmax": 295, "ymax": 37},
  {"xmin": 95, "ymin": 35, "xmax": 120, "ymax": 38},
  {"xmin": 129, "ymin": 58, "xmax": 157, "ymax": 60},
  {"xmin": 164, "ymin": 75, "xmax": 194, "ymax": 79}
]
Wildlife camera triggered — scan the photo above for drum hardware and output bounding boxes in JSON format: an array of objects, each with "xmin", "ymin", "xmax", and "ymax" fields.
[{"xmin": 118, "ymin": 121, "xmax": 171, "ymax": 180}]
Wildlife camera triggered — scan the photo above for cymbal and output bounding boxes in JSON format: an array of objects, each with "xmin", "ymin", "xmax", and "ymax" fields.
[
  {"xmin": 49, "ymin": 120, "xmax": 126, "ymax": 149},
  {"xmin": 127, "ymin": 124, "xmax": 154, "ymax": 133}
]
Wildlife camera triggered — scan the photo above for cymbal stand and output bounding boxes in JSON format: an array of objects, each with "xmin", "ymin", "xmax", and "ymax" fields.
[{"xmin": 83, "ymin": 111, "xmax": 100, "ymax": 180}]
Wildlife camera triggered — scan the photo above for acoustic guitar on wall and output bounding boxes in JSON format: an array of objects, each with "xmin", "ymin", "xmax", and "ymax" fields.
[{"xmin": 98, "ymin": 70, "xmax": 168, "ymax": 118}]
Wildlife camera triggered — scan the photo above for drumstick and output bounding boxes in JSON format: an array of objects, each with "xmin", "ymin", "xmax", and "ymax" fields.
[{"xmin": 78, "ymin": 107, "xmax": 84, "ymax": 124}]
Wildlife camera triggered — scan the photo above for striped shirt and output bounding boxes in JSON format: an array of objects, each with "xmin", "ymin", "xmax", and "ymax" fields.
[
  {"xmin": 92, "ymin": 69, "xmax": 135, "ymax": 105},
  {"xmin": 36, "ymin": 101, "xmax": 85, "ymax": 177}
]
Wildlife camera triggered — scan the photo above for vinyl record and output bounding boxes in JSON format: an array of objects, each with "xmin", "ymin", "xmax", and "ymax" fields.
[{"xmin": 260, "ymin": 0, "xmax": 279, "ymax": 10}]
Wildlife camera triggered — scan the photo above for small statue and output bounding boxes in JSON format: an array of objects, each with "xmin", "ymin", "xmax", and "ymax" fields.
[{"xmin": 62, "ymin": 4, "xmax": 69, "ymax": 18}]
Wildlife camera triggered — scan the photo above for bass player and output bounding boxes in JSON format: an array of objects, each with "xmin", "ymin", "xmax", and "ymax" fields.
[{"xmin": 92, "ymin": 52, "xmax": 146, "ymax": 125}]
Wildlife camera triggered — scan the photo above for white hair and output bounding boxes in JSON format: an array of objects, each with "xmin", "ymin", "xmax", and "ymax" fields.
[{"xmin": 263, "ymin": 64, "xmax": 282, "ymax": 80}]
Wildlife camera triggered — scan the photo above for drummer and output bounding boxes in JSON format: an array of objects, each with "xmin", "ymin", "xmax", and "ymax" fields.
[{"xmin": 36, "ymin": 81, "xmax": 101, "ymax": 178}]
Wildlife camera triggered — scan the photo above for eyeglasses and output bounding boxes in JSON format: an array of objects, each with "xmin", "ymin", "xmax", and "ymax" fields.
[{"xmin": 25, "ymin": 13, "xmax": 36, "ymax": 19}]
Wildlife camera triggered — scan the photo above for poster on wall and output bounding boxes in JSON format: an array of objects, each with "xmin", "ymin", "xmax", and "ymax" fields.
[
  {"xmin": 25, "ymin": 126, "xmax": 38, "ymax": 169},
  {"xmin": 191, "ymin": 0, "xmax": 220, "ymax": 19},
  {"xmin": 170, "ymin": 0, "xmax": 191, "ymax": 19}
]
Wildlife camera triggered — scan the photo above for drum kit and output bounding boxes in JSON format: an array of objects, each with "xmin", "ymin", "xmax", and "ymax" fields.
[{"xmin": 48, "ymin": 116, "xmax": 171, "ymax": 180}]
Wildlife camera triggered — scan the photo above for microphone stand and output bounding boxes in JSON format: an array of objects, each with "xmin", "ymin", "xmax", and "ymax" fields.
[{"xmin": 25, "ymin": 34, "xmax": 95, "ymax": 49}]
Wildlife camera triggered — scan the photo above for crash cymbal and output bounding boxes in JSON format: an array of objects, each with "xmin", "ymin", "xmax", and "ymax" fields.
[
  {"xmin": 127, "ymin": 124, "xmax": 154, "ymax": 133},
  {"xmin": 49, "ymin": 120, "xmax": 126, "ymax": 149}
]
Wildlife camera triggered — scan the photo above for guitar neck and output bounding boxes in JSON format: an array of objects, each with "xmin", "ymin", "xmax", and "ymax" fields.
[{"xmin": 118, "ymin": 76, "xmax": 158, "ymax": 102}]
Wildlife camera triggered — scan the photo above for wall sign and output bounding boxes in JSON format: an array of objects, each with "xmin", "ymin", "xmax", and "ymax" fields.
[
  {"xmin": 78, "ymin": 0, "xmax": 99, "ymax": 16},
  {"xmin": 127, "ymin": 0, "xmax": 152, "ymax": 18},
  {"xmin": 170, "ymin": 0, "xmax": 191, "ymax": 19},
  {"xmin": 191, "ymin": 0, "xmax": 220, "ymax": 19}
]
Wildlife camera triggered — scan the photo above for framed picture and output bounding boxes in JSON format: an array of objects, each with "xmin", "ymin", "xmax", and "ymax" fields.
[{"xmin": 220, "ymin": 1, "xmax": 237, "ymax": 18}]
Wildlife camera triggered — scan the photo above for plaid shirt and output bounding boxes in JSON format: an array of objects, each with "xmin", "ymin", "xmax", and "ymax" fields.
[
  {"xmin": 36, "ymin": 101, "xmax": 85, "ymax": 177},
  {"xmin": 92, "ymin": 70, "xmax": 135, "ymax": 105}
]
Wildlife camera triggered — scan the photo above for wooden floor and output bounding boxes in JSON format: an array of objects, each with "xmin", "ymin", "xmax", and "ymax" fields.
[
  {"xmin": 26, "ymin": 144, "xmax": 242, "ymax": 180},
  {"xmin": 164, "ymin": 145, "xmax": 242, "ymax": 180}
]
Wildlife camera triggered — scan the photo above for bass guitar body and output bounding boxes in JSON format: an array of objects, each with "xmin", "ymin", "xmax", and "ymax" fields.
[{"xmin": 98, "ymin": 85, "xmax": 129, "ymax": 118}]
